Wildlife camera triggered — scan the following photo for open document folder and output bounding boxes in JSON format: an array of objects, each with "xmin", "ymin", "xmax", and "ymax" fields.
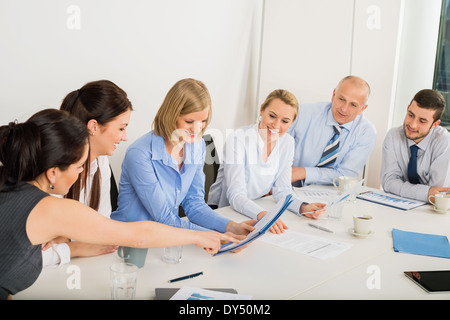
[{"xmin": 214, "ymin": 194, "xmax": 293, "ymax": 256}]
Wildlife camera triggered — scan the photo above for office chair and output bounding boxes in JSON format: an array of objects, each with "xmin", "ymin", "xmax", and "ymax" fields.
[
  {"xmin": 178, "ymin": 134, "xmax": 220, "ymax": 217},
  {"xmin": 110, "ymin": 165, "xmax": 119, "ymax": 212}
]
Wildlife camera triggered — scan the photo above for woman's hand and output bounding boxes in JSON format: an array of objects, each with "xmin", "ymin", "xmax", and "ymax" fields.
[
  {"xmin": 225, "ymin": 219, "xmax": 256, "ymax": 237},
  {"xmin": 257, "ymin": 211, "xmax": 287, "ymax": 234},
  {"xmin": 41, "ymin": 236, "xmax": 70, "ymax": 251},
  {"xmin": 300, "ymin": 202, "xmax": 327, "ymax": 219},
  {"xmin": 194, "ymin": 230, "xmax": 245, "ymax": 255}
]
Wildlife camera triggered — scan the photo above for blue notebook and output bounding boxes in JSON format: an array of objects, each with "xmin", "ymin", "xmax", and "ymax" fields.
[
  {"xmin": 214, "ymin": 194, "xmax": 293, "ymax": 256},
  {"xmin": 392, "ymin": 228, "xmax": 450, "ymax": 259}
]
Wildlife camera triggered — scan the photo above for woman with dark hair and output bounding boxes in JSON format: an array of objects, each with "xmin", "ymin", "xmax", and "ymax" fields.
[
  {"xmin": 0, "ymin": 109, "xmax": 240, "ymax": 300},
  {"xmin": 60, "ymin": 80, "xmax": 132, "ymax": 212},
  {"xmin": 42, "ymin": 80, "xmax": 132, "ymax": 267}
]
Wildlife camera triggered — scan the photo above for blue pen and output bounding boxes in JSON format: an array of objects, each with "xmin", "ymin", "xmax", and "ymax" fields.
[{"xmin": 169, "ymin": 272, "xmax": 203, "ymax": 283}]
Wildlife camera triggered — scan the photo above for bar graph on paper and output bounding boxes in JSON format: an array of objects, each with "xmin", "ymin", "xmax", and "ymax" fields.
[{"xmin": 357, "ymin": 191, "xmax": 426, "ymax": 210}]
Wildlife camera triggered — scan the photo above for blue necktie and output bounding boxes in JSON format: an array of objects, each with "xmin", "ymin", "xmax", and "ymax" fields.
[
  {"xmin": 407, "ymin": 145, "xmax": 420, "ymax": 184},
  {"xmin": 317, "ymin": 125, "xmax": 341, "ymax": 168}
]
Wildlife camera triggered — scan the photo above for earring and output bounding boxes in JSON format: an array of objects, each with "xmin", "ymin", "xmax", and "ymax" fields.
[{"xmin": 50, "ymin": 184, "xmax": 55, "ymax": 190}]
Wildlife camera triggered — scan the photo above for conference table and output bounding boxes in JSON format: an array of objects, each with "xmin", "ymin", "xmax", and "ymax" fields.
[{"xmin": 14, "ymin": 185, "xmax": 450, "ymax": 300}]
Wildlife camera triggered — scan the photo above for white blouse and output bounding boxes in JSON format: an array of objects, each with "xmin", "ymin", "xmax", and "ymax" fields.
[{"xmin": 208, "ymin": 124, "xmax": 303, "ymax": 219}]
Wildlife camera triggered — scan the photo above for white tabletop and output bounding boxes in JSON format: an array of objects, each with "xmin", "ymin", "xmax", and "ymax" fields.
[{"xmin": 14, "ymin": 186, "xmax": 450, "ymax": 300}]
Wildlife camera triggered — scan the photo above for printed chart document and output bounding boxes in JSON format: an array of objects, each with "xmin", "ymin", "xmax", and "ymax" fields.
[
  {"xmin": 357, "ymin": 191, "xmax": 426, "ymax": 210},
  {"xmin": 293, "ymin": 188, "xmax": 338, "ymax": 203},
  {"xmin": 261, "ymin": 230, "xmax": 352, "ymax": 259},
  {"xmin": 295, "ymin": 180, "xmax": 363, "ymax": 209},
  {"xmin": 170, "ymin": 287, "xmax": 252, "ymax": 300},
  {"xmin": 214, "ymin": 194, "xmax": 293, "ymax": 256},
  {"xmin": 392, "ymin": 228, "xmax": 450, "ymax": 258}
]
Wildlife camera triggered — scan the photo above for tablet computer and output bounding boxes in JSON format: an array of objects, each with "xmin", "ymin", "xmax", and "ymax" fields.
[{"xmin": 404, "ymin": 270, "xmax": 450, "ymax": 293}]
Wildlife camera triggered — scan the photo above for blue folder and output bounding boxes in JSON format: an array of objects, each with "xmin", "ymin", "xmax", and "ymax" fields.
[{"xmin": 392, "ymin": 228, "xmax": 450, "ymax": 259}]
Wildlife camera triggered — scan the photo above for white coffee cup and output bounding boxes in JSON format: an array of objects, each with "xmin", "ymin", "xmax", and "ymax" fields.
[
  {"xmin": 333, "ymin": 176, "xmax": 359, "ymax": 201},
  {"xmin": 428, "ymin": 193, "xmax": 450, "ymax": 211},
  {"xmin": 353, "ymin": 214, "xmax": 373, "ymax": 235}
]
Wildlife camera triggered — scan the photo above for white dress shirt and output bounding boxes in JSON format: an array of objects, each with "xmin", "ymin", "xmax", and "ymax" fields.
[
  {"xmin": 42, "ymin": 156, "xmax": 112, "ymax": 267},
  {"xmin": 208, "ymin": 124, "xmax": 303, "ymax": 219},
  {"xmin": 381, "ymin": 125, "xmax": 450, "ymax": 202}
]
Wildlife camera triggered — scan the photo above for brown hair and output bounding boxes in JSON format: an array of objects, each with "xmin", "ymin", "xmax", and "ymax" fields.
[
  {"xmin": 0, "ymin": 109, "xmax": 88, "ymax": 190},
  {"xmin": 410, "ymin": 89, "xmax": 446, "ymax": 122},
  {"xmin": 60, "ymin": 80, "xmax": 132, "ymax": 210}
]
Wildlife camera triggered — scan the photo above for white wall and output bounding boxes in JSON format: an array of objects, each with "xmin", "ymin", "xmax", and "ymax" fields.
[
  {"xmin": 393, "ymin": 0, "xmax": 442, "ymax": 127},
  {"xmin": 0, "ymin": 0, "xmax": 442, "ymax": 188},
  {"xmin": 0, "ymin": 0, "xmax": 262, "ymax": 179},
  {"xmin": 258, "ymin": 0, "xmax": 355, "ymax": 105},
  {"xmin": 259, "ymin": 0, "xmax": 442, "ymax": 188}
]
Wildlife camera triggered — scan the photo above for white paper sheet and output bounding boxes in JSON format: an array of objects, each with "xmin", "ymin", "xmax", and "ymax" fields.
[
  {"xmin": 261, "ymin": 230, "xmax": 352, "ymax": 259},
  {"xmin": 170, "ymin": 286, "xmax": 252, "ymax": 300}
]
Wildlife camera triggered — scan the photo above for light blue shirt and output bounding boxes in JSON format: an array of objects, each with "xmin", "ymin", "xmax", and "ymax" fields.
[
  {"xmin": 381, "ymin": 125, "xmax": 450, "ymax": 202},
  {"xmin": 207, "ymin": 124, "xmax": 304, "ymax": 219},
  {"xmin": 288, "ymin": 102, "xmax": 377, "ymax": 185},
  {"xmin": 110, "ymin": 131, "xmax": 231, "ymax": 232}
]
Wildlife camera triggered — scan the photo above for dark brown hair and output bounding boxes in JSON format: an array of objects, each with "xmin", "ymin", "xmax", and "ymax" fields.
[
  {"xmin": 410, "ymin": 89, "xmax": 446, "ymax": 122},
  {"xmin": 0, "ymin": 109, "xmax": 88, "ymax": 190}
]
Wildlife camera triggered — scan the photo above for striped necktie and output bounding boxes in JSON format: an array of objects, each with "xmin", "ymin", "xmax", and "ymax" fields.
[
  {"xmin": 407, "ymin": 145, "xmax": 420, "ymax": 184},
  {"xmin": 317, "ymin": 125, "xmax": 342, "ymax": 167}
]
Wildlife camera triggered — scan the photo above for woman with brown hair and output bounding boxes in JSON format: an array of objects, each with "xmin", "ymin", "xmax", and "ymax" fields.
[{"xmin": 42, "ymin": 80, "xmax": 132, "ymax": 266}]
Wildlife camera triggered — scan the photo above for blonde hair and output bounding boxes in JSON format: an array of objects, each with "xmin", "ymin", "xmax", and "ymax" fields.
[
  {"xmin": 260, "ymin": 89, "xmax": 299, "ymax": 121},
  {"xmin": 153, "ymin": 78, "xmax": 212, "ymax": 142}
]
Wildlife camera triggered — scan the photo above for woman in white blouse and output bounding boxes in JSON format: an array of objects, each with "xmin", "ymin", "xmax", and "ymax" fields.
[
  {"xmin": 208, "ymin": 89, "xmax": 326, "ymax": 234},
  {"xmin": 42, "ymin": 80, "xmax": 132, "ymax": 266}
]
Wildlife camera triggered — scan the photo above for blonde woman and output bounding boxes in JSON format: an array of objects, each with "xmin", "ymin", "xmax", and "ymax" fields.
[
  {"xmin": 208, "ymin": 90, "xmax": 326, "ymax": 234},
  {"xmin": 111, "ymin": 79, "xmax": 255, "ymax": 237}
]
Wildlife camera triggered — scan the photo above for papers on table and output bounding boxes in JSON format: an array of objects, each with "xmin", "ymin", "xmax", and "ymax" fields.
[
  {"xmin": 170, "ymin": 286, "xmax": 252, "ymax": 300},
  {"xmin": 326, "ymin": 179, "xmax": 363, "ymax": 207},
  {"xmin": 357, "ymin": 190, "xmax": 426, "ymax": 210},
  {"xmin": 294, "ymin": 179, "xmax": 363, "ymax": 208},
  {"xmin": 294, "ymin": 180, "xmax": 363, "ymax": 220},
  {"xmin": 392, "ymin": 228, "xmax": 450, "ymax": 259},
  {"xmin": 261, "ymin": 230, "xmax": 352, "ymax": 259},
  {"xmin": 293, "ymin": 188, "xmax": 338, "ymax": 203},
  {"xmin": 214, "ymin": 194, "xmax": 293, "ymax": 256}
]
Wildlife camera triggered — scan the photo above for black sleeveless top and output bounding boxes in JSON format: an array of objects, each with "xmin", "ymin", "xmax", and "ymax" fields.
[{"xmin": 0, "ymin": 182, "xmax": 48, "ymax": 299}]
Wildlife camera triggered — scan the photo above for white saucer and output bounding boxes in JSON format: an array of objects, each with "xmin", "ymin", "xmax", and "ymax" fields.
[
  {"xmin": 348, "ymin": 228, "xmax": 374, "ymax": 238},
  {"xmin": 433, "ymin": 207, "xmax": 449, "ymax": 214}
]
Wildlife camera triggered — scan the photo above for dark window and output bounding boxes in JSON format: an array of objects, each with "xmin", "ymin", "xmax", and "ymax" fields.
[{"xmin": 434, "ymin": 0, "xmax": 450, "ymax": 129}]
